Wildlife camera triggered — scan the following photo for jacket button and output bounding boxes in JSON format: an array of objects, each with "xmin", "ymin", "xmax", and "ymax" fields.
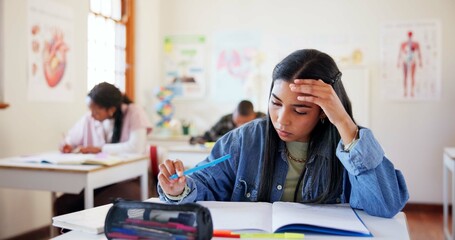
[
  {"xmin": 246, "ymin": 193, "xmax": 251, "ymax": 198},
  {"xmin": 277, "ymin": 185, "xmax": 282, "ymax": 190}
]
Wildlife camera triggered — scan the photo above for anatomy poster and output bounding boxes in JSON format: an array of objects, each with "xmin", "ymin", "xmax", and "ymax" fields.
[
  {"xmin": 163, "ymin": 35, "xmax": 206, "ymax": 99},
  {"xmin": 381, "ymin": 20, "xmax": 441, "ymax": 101},
  {"xmin": 211, "ymin": 31, "xmax": 267, "ymax": 105},
  {"xmin": 27, "ymin": 0, "xmax": 74, "ymax": 102}
]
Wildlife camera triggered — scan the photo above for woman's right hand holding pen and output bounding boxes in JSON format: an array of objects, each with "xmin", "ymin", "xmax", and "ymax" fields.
[
  {"xmin": 158, "ymin": 159, "xmax": 187, "ymax": 196},
  {"xmin": 60, "ymin": 144, "xmax": 72, "ymax": 153},
  {"xmin": 60, "ymin": 144, "xmax": 82, "ymax": 153}
]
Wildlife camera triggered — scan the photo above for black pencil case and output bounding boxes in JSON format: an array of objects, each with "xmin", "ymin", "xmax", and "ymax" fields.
[{"xmin": 104, "ymin": 199, "xmax": 213, "ymax": 240}]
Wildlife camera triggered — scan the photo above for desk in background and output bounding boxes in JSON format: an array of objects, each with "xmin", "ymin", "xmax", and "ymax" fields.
[
  {"xmin": 148, "ymin": 134, "xmax": 211, "ymax": 175},
  {"xmin": 0, "ymin": 153, "xmax": 149, "ymax": 209},
  {"xmin": 443, "ymin": 147, "xmax": 455, "ymax": 240},
  {"xmin": 51, "ymin": 199, "xmax": 410, "ymax": 240},
  {"xmin": 166, "ymin": 145, "xmax": 212, "ymax": 168},
  {"xmin": 148, "ymin": 134, "xmax": 191, "ymax": 148}
]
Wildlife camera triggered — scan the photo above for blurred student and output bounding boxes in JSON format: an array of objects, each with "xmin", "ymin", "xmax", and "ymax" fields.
[
  {"xmin": 189, "ymin": 100, "xmax": 265, "ymax": 144},
  {"xmin": 55, "ymin": 82, "xmax": 152, "ymax": 216},
  {"xmin": 158, "ymin": 49, "xmax": 408, "ymax": 218}
]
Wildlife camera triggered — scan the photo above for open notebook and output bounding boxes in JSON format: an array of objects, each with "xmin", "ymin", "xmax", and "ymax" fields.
[
  {"xmin": 14, "ymin": 152, "xmax": 136, "ymax": 166},
  {"xmin": 199, "ymin": 201, "xmax": 372, "ymax": 237}
]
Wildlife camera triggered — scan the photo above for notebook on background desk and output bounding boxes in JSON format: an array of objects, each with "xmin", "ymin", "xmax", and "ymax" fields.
[{"xmin": 13, "ymin": 152, "xmax": 141, "ymax": 166}]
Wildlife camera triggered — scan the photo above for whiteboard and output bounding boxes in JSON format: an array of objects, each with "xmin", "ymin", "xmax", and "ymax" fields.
[{"xmin": 340, "ymin": 67, "xmax": 370, "ymax": 127}]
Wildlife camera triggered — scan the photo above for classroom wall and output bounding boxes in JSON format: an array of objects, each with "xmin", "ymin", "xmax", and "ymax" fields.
[
  {"xmin": 0, "ymin": 0, "xmax": 3, "ymax": 102},
  {"xmin": 0, "ymin": 0, "xmax": 160, "ymax": 238},
  {"xmin": 156, "ymin": 0, "xmax": 455, "ymax": 204},
  {"xmin": 1, "ymin": 0, "xmax": 454, "ymax": 238},
  {"xmin": 0, "ymin": 0, "xmax": 87, "ymax": 238}
]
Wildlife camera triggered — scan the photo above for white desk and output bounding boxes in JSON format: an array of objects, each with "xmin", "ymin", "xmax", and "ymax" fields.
[
  {"xmin": 148, "ymin": 134, "xmax": 208, "ymax": 173},
  {"xmin": 443, "ymin": 147, "xmax": 455, "ymax": 240},
  {"xmin": 0, "ymin": 153, "xmax": 149, "ymax": 209},
  {"xmin": 166, "ymin": 145, "xmax": 212, "ymax": 168},
  {"xmin": 148, "ymin": 134, "xmax": 191, "ymax": 148},
  {"xmin": 51, "ymin": 200, "xmax": 409, "ymax": 240}
]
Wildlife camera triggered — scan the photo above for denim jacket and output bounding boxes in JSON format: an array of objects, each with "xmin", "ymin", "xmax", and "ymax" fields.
[{"xmin": 158, "ymin": 118, "xmax": 409, "ymax": 218}]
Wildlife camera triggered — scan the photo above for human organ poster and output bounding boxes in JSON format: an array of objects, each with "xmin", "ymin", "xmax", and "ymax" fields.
[{"xmin": 27, "ymin": 0, "xmax": 74, "ymax": 102}]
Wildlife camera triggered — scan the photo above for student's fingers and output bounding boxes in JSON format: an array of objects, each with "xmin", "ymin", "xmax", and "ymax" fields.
[
  {"xmin": 158, "ymin": 174, "xmax": 182, "ymax": 195},
  {"xmin": 293, "ymin": 79, "xmax": 327, "ymax": 86},
  {"xmin": 173, "ymin": 159, "xmax": 185, "ymax": 177},
  {"xmin": 157, "ymin": 163, "xmax": 175, "ymax": 190},
  {"xmin": 162, "ymin": 159, "xmax": 177, "ymax": 176},
  {"xmin": 292, "ymin": 79, "xmax": 351, "ymax": 126},
  {"xmin": 61, "ymin": 144, "xmax": 72, "ymax": 153},
  {"xmin": 157, "ymin": 170, "xmax": 172, "ymax": 186},
  {"xmin": 79, "ymin": 147, "xmax": 88, "ymax": 154},
  {"xmin": 157, "ymin": 163, "xmax": 186, "ymax": 196},
  {"xmin": 292, "ymin": 79, "xmax": 338, "ymax": 105},
  {"xmin": 92, "ymin": 147, "xmax": 101, "ymax": 154},
  {"xmin": 290, "ymin": 80, "xmax": 331, "ymax": 98},
  {"xmin": 158, "ymin": 162, "xmax": 172, "ymax": 177}
]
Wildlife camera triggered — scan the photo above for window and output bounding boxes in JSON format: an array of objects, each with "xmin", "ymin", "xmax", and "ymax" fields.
[{"xmin": 87, "ymin": 0, "xmax": 135, "ymax": 99}]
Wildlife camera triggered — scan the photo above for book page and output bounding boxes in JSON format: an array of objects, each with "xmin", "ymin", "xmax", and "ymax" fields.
[
  {"xmin": 272, "ymin": 202, "xmax": 370, "ymax": 235},
  {"xmin": 14, "ymin": 152, "xmax": 136, "ymax": 165},
  {"xmin": 16, "ymin": 152, "xmax": 90, "ymax": 164},
  {"xmin": 198, "ymin": 201, "xmax": 273, "ymax": 233},
  {"xmin": 82, "ymin": 153, "xmax": 124, "ymax": 166}
]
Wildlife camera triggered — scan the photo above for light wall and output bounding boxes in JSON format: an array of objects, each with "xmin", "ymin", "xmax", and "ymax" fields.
[
  {"xmin": 1, "ymin": 0, "xmax": 455, "ymax": 238},
  {"xmin": 0, "ymin": 0, "xmax": 160, "ymax": 238},
  {"xmin": 0, "ymin": 0, "xmax": 88, "ymax": 238},
  {"xmin": 0, "ymin": 0, "xmax": 3, "ymax": 102}
]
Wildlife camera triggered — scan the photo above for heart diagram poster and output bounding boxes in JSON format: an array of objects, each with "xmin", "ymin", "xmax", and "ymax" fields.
[{"xmin": 27, "ymin": 0, "xmax": 74, "ymax": 102}]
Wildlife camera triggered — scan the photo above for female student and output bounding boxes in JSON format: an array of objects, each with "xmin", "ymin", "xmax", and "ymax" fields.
[
  {"xmin": 60, "ymin": 82, "xmax": 152, "ymax": 154},
  {"xmin": 55, "ymin": 82, "xmax": 152, "ymax": 215},
  {"xmin": 157, "ymin": 49, "xmax": 408, "ymax": 218}
]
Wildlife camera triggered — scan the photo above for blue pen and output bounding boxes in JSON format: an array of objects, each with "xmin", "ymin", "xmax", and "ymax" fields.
[{"xmin": 169, "ymin": 154, "xmax": 231, "ymax": 180}]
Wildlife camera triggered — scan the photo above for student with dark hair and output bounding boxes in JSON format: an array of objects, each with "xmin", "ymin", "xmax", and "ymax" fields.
[
  {"xmin": 158, "ymin": 49, "xmax": 409, "ymax": 218},
  {"xmin": 56, "ymin": 82, "xmax": 152, "ymax": 216},
  {"xmin": 189, "ymin": 100, "xmax": 265, "ymax": 144},
  {"xmin": 61, "ymin": 82, "xmax": 152, "ymax": 154}
]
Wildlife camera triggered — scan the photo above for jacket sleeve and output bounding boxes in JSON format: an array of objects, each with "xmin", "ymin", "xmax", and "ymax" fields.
[
  {"xmin": 158, "ymin": 130, "xmax": 240, "ymax": 203},
  {"xmin": 336, "ymin": 128, "xmax": 409, "ymax": 218}
]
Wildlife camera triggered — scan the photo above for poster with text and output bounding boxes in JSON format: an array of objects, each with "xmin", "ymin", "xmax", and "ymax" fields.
[
  {"xmin": 381, "ymin": 20, "xmax": 441, "ymax": 101},
  {"xmin": 163, "ymin": 35, "xmax": 206, "ymax": 99},
  {"xmin": 27, "ymin": 0, "xmax": 74, "ymax": 102}
]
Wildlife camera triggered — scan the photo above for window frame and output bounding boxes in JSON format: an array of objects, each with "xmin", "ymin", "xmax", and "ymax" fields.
[{"xmin": 87, "ymin": 0, "xmax": 135, "ymax": 100}]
